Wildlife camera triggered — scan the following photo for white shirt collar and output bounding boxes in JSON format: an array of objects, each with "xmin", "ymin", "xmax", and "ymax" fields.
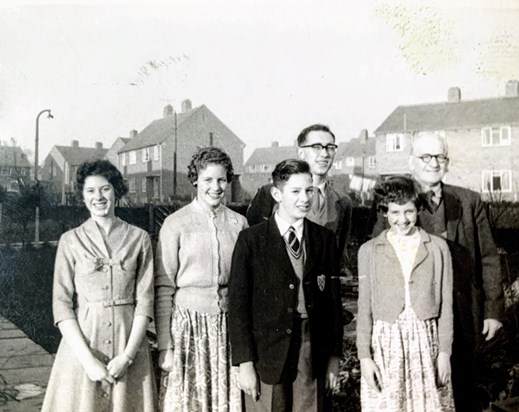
[
  {"xmin": 274, "ymin": 212, "xmax": 304, "ymax": 241},
  {"xmin": 315, "ymin": 181, "xmax": 327, "ymax": 196}
]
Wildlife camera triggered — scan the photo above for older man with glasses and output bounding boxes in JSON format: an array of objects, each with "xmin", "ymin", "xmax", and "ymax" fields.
[
  {"xmin": 247, "ymin": 124, "xmax": 352, "ymax": 276},
  {"xmin": 371, "ymin": 131, "xmax": 504, "ymax": 412}
]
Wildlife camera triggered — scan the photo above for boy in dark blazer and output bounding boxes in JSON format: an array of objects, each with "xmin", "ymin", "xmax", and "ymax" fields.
[{"xmin": 229, "ymin": 159, "xmax": 343, "ymax": 412}]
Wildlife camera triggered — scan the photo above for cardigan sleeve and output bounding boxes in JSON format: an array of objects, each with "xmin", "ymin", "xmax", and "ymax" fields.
[
  {"xmin": 134, "ymin": 232, "xmax": 154, "ymax": 320},
  {"xmin": 356, "ymin": 241, "xmax": 374, "ymax": 359},
  {"xmin": 154, "ymin": 216, "xmax": 180, "ymax": 351},
  {"xmin": 437, "ymin": 238, "xmax": 454, "ymax": 355},
  {"xmin": 52, "ymin": 233, "xmax": 78, "ymax": 326}
]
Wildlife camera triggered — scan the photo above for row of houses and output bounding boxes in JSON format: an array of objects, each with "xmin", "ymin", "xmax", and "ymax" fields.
[{"xmin": 2, "ymin": 80, "xmax": 519, "ymax": 203}]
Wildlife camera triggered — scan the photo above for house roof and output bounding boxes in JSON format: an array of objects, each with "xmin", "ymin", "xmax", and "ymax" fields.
[
  {"xmin": 245, "ymin": 145, "xmax": 298, "ymax": 166},
  {"xmin": 0, "ymin": 146, "xmax": 31, "ymax": 168},
  {"xmin": 54, "ymin": 146, "xmax": 109, "ymax": 166},
  {"xmin": 335, "ymin": 137, "xmax": 375, "ymax": 159},
  {"xmin": 375, "ymin": 97, "xmax": 519, "ymax": 134}
]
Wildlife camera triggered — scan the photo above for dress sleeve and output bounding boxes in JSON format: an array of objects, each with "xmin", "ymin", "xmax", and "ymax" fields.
[
  {"xmin": 154, "ymin": 217, "xmax": 181, "ymax": 351},
  {"xmin": 53, "ymin": 234, "xmax": 77, "ymax": 326},
  {"xmin": 134, "ymin": 232, "xmax": 154, "ymax": 320},
  {"xmin": 356, "ymin": 241, "xmax": 374, "ymax": 359}
]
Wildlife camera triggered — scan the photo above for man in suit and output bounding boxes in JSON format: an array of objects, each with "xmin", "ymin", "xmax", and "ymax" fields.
[
  {"xmin": 246, "ymin": 124, "xmax": 352, "ymax": 273},
  {"xmin": 371, "ymin": 131, "xmax": 504, "ymax": 412},
  {"xmin": 229, "ymin": 159, "xmax": 343, "ymax": 411}
]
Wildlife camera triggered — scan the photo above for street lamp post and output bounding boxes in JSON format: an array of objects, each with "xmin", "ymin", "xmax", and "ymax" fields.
[{"xmin": 34, "ymin": 109, "xmax": 53, "ymax": 248}]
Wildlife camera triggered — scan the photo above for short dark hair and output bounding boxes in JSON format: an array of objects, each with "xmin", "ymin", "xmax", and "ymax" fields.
[
  {"xmin": 76, "ymin": 159, "xmax": 128, "ymax": 201},
  {"xmin": 373, "ymin": 175, "xmax": 423, "ymax": 213},
  {"xmin": 271, "ymin": 159, "xmax": 311, "ymax": 188},
  {"xmin": 297, "ymin": 124, "xmax": 336, "ymax": 146},
  {"xmin": 187, "ymin": 146, "xmax": 234, "ymax": 185}
]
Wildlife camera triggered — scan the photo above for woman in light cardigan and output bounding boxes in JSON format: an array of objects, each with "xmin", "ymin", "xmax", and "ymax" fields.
[
  {"xmin": 154, "ymin": 147, "xmax": 248, "ymax": 412},
  {"xmin": 357, "ymin": 176, "xmax": 455, "ymax": 411}
]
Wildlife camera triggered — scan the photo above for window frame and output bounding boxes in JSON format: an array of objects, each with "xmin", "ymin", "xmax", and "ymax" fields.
[
  {"xmin": 481, "ymin": 126, "xmax": 512, "ymax": 147},
  {"xmin": 481, "ymin": 170, "xmax": 512, "ymax": 193},
  {"xmin": 386, "ymin": 133, "xmax": 404, "ymax": 152}
]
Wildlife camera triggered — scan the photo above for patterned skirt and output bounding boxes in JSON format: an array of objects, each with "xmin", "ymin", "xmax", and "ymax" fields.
[
  {"xmin": 361, "ymin": 307, "xmax": 455, "ymax": 412},
  {"xmin": 161, "ymin": 305, "xmax": 241, "ymax": 412}
]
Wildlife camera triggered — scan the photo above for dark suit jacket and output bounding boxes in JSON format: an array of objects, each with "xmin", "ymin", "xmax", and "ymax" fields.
[
  {"xmin": 371, "ymin": 183, "xmax": 504, "ymax": 346},
  {"xmin": 246, "ymin": 183, "xmax": 352, "ymax": 272},
  {"xmin": 229, "ymin": 217, "xmax": 343, "ymax": 385}
]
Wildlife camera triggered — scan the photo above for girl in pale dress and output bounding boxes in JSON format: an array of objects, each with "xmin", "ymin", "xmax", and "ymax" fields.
[
  {"xmin": 155, "ymin": 147, "xmax": 248, "ymax": 412},
  {"xmin": 42, "ymin": 160, "xmax": 156, "ymax": 412},
  {"xmin": 356, "ymin": 176, "xmax": 455, "ymax": 411}
]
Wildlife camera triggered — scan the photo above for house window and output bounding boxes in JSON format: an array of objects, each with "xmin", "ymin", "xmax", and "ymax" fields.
[
  {"xmin": 334, "ymin": 161, "xmax": 343, "ymax": 170},
  {"xmin": 386, "ymin": 133, "xmax": 404, "ymax": 152},
  {"xmin": 121, "ymin": 153, "xmax": 127, "ymax": 167},
  {"xmin": 368, "ymin": 156, "xmax": 376, "ymax": 168},
  {"xmin": 153, "ymin": 177, "xmax": 160, "ymax": 198},
  {"xmin": 345, "ymin": 157, "xmax": 355, "ymax": 167},
  {"xmin": 142, "ymin": 177, "xmax": 147, "ymax": 192},
  {"xmin": 482, "ymin": 170, "xmax": 512, "ymax": 192},
  {"xmin": 248, "ymin": 165, "xmax": 256, "ymax": 172},
  {"xmin": 142, "ymin": 147, "xmax": 150, "ymax": 162},
  {"xmin": 261, "ymin": 165, "xmax": 270, "ymax": 172},
  {"xmin": 154, "ymin": 145, "xmax": 160, "ymax": 161},
  {"xmin": 481, "ymin": 126, "xmax": 511, "ymax": 146},
  {"xmin": 128, "ymin": 178, "xmax": 136, "ymax": 193},
  {"xmin": 129, "ymin": 151, "xmax": 137, "ymax": 165}
]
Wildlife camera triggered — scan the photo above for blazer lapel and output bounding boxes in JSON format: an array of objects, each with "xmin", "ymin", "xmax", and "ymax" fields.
[
  {"xmin": 303, "ymin": 219, "xmax": 317, "ymax": 279},
  {"xmin": 442, "ymin": 184, "xmax": 462, "ymax": 242},
  {"xmin": 266, "ymin": 216, "xmax": 297, "ymax": 280}
]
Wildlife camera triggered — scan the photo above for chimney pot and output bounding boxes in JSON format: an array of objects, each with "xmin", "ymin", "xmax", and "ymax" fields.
[
  {"xmin": 181, "ymin": 99, "xmax": 192, "ymax": 113},
  {"xmin": 163, "ymin": 104, "xmax": 174, "ymax": 118},
  {"xmin": 448, "ymin": 87, "xmax": 461, "ymax": 102},
  {"xmin": 271, "ymin": 141, "xmax": 279, "ymax": 148},
  {"xmin": 95, "ymin": 142, "xmax": 103, "ymax": 149},
  {"xmin": 505, "ymin": 80, "xmax": 519, "ymax": 98},
  {"xmin": 71, "ymin": 140, "xmax": 79, "ymax": 148},
  {"xmin": 359, "ymin": 129, "xmax": 368, "ymax": 144},
  {"xmin": 129, "ymin": 129, "xmax": 138, "ymax": 138}
]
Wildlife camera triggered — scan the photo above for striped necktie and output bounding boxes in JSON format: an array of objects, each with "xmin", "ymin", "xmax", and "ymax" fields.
[{"xmin": 284, "ymin": 226, "xmax": 301, "ymax": 258}]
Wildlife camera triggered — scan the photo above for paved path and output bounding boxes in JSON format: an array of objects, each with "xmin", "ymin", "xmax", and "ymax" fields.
[{"xmin": 0, "ymin": 314, "xmax": 53, "ymax": 412}]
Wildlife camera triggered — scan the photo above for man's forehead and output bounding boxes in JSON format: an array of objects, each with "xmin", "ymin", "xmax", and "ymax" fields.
[
  {"xmin": 412, "ymin": 136, "xmax": 446, "ymax": 154},
  {"xmin": 305, "ymin": 130, "xmax": 334, "ymax": 144}
]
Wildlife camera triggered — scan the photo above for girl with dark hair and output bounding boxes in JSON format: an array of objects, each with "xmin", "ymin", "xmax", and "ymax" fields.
[
  {"xmin": 155, "ymin": 147, "xmax": 248, "ymax": 412},
  {"xmin": 357, "ymin": 176, "xmax": 455, "ymax": 411},
  {"xmin": 42, "ymin": 159, "xmax": 156, "ymax": 412}
]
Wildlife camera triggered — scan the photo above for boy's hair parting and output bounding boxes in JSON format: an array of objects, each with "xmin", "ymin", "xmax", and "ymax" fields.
[
  {"xmin": 271, "ymin": 159, "xmax": 311, "ymax": 188},
  {"xmin": 373, "ymin": 175, "xmax": 424, "ymax": 212},
  {"xmin": 187, "ymin": 146, "xmax": 234, "ymax": 185}
]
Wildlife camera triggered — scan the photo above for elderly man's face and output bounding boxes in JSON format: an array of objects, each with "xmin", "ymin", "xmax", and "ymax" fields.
[{"xmin": 409, "ymin": 135, "xmax": 449, "ymax": 188}]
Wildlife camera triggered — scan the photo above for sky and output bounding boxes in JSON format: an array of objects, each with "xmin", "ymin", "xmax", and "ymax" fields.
[{"xmin": 1, "ymin": 0, "xmax": 519, "ymax": 163}]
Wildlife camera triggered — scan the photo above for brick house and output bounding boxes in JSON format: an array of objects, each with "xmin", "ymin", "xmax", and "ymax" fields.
[
  {"xmin": 0, "ymin": 145, "xmax": 32, "ymax": 193},
  {"xmin": 105, "ymin": 134, "xmax": 132, "ymax": 167},
  {"xmin": 40, "ymin": 140, "xmax": 108, "ymax": 204},
  {"xmin": 374, "ymin": 81, "xmax": 519, "ymax": 201},
  {"xmin": 118, "ymin": 100, "xmax": 246, "ymax": 204},
  {"xmin": 241, "ymin": 142, "xmax": 298, "ymax": 199}
]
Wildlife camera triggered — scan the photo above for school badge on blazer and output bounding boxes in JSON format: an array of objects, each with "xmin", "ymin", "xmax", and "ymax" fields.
[{"xmin": 317, "ymin": 274, "xmax": 326, "ymax": 291}]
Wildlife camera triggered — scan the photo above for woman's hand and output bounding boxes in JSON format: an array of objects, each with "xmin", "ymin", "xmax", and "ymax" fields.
[
  {"xmin": 437, "ymin": 352, "xmax": 451, "ymax": 386},
  {"xmin": 158, "ymin": 349, "xmax": 175, "ymax": 372},
  {"xmin": 84, "ymin": 357, "xmax": 115, "ymax": 384},
  {"xmin": 360, "ymin": 358, "xmax": 383, "ymax": 392},
  {"xmin": 106, "ymin": 354, "xmax": 132, "ymax": 379},
  {"xmin": 239, "ymin": 361, "xmax": 260, "ymax": 401}
]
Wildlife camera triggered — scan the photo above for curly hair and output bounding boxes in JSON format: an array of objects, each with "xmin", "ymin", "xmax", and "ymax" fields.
[
  {"xmin": 373, "ymin": 175, "xmax": 424, "ymax": 213},
  {"xmin": 76, "ymin": 160, "xmax": 128, "ymax": 201},
  {"xmin": 296, "ymin": 124, "xmax": 336, "ymax": 146},
  {"xmin": 187, "ymin": 147, "xmax": 234, "ymax": 185}
]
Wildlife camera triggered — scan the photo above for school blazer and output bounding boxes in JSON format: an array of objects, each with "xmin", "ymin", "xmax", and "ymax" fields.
[
  {"xmin": 371, "ymin": 183, "xmax": 504, "ymax": 345},
  {"xmin": 356, "ymin": 228, "xmax": 454, "ymax": 359},
  {"xmin": 229, "ymin": 216, "xmax": 343, "ymax": 385}
]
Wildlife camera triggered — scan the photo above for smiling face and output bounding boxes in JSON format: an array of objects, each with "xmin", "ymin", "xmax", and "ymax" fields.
[
  {"xmin": 83, "ymin": 175, "xmax": 116, "ymax": 219},
  {"xmin": 196, "ymin": 163, "xmax": 228, "ymax": 211},
  {"xmin": 386, "ymin": 201, "xmax": 418, "ymax": 236},
  {"xmin": 409, "ymin": 134, "xmax": 449, "ymax": 189},
  {"xmin": 271, "ymin": 172, "xmax": 314, "ymax": 224},
  {"xmin": 298, "ymin": 130, "xmax": 335, "ymax": 177}
]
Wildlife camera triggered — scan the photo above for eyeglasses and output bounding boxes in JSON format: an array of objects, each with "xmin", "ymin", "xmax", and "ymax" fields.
[
  {"xmin": 299, "ymin": 143, "xmax": 338, "ymax": 154},
  {"xmin": 415, "ymin": 154, "xmax": 448, "ymax": 164}
]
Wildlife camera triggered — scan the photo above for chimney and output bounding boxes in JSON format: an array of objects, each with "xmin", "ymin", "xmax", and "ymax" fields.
[
  {"xmin": 271, "ymin": 141, "xmax": 279, "ymax": 148},
  {"xmin": 448, "ymin": 87, "xmax": 461, "ymax": 102},
  {"xmin": 163, "ymin": 104, "xmax": 174, "ymax": 118},
  {"xmin": 181, "ymin": 99, "xmax": 192, "ymax": 113},
  {"xmin": 505, "ymin": 80, "xmax": 519, "ymax": 98},
  {"xmin": 71, "ymin": 140, "xmax": 79, "ymax": 148},
  {"xmin": 358, "ymin": 129, "xmax": 368, "ymax": 144},
  {"xmin": 129, "ymin": 129, "xmax": 138, "ymax": 138},
  {"xmin": 95, "ymin": 142, "xmax": 103, "ymax": 149}
]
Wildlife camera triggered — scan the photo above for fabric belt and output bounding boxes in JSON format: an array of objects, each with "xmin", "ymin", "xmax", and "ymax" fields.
[{"xmin": 80, "ymin": 298, "xmax": 135, "ymax": 308}]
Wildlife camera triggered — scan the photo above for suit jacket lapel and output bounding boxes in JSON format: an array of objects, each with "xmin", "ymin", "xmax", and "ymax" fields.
[
  {"xmin": 303, "ymin": 219, "xmax": 317, "ymax": 279},
  {"xmin": 266, "ymin": 216, "xmax": 297, "ymax": 280},
  {"xmin": 442, "ymin": 184, "xmax": 462, "ymax": 242}
]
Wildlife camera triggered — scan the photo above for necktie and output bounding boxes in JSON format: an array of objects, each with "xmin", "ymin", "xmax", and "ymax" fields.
[
  {"xmin": 313, "ymin": 187, "xmax": 325, "ymax": 214},
  {"xmin": 285, "ymin": 226, "xmax": 301, "ymax": 258},
  {"xmin": 425, "ymin": 190, "xmax": 439, "ymax": 213}
]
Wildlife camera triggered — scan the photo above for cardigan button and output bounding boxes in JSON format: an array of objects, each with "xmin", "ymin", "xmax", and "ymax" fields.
[
  {"xmin": 104, "ymin": 339, "xmax": 111, "ymax": 344},
  {"xmin": 289, "ymin": 284, "xmax": 295, "ymax": 290}
]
